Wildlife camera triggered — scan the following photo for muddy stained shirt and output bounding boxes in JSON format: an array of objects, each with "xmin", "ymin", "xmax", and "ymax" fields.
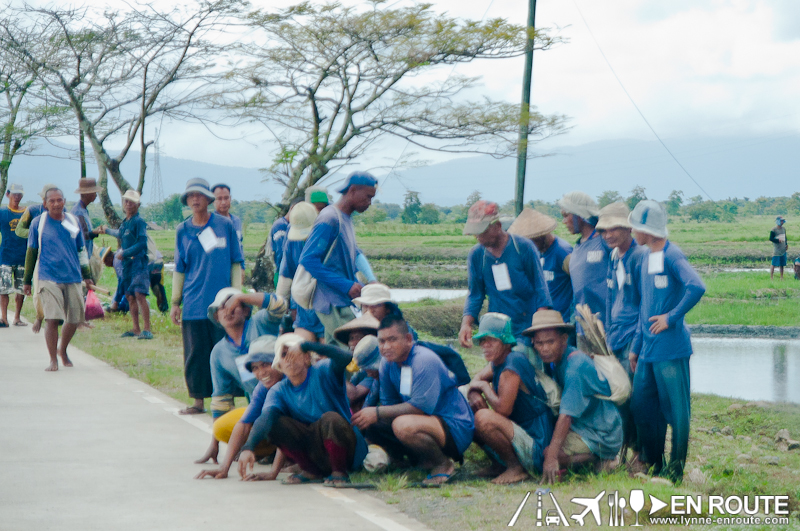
[
  {"xmin": 605, "ymin": 241, "xmax": 647, "ymax": 353},
  {"xmin": 569, "ymin": 232, "xmax": 610, "ymax": 332},
  {"xmin": 540, "ymin": 236, "xmax": 574, "ymax": 322},
  {"xmin": 0, "ymin": 207, "xmax": 26, "ymax": 266}
]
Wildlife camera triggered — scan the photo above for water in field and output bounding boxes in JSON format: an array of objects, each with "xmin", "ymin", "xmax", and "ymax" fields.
[
  {"xmin": 390, "ymin": 288, "xmax": 467, "ymax": 302},
  {"xmin": 690, "ymin": 338, "xmax": 800, "ymax": 404}
]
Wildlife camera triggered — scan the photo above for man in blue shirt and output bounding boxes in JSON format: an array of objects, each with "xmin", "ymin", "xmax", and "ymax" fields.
[
  {"xmin": 299, "ymin": 172, "xmax": 377, "ymax": 344},
  {"xmin": 628, "ymin": 200, "xmax": 706, "ymax": 483},
  {"xmin": 558, "ymin": 191, "xmax": 609, "ymax": 338},
  {"xmin": 170, "ymin": 178, "xmax": 244, "ymax": 415},
  {"xmin": 508, "ymin": 208, "xmax": 573, "ymax": 322},
  {"xmin": 239, "ymin": 334, "xmax": 368, "ymax": 486},
  {"xmin": 70, "ymin": 178, "xmax": 104, "ymax": 257},
  {"xmin": 211, "ymin": 183, "xmax": 245, "ymax": 282},
  {"xmin": 468, "ymin": 313, "xmax": 554, "ymax": 484},
  {"xmin": 15, "ymin": 184, "xmax": 54, "ymax": 333},
  {"xmin": 102, "ymin": 190, "xmax": 152, "ymax": 339},
  {"xmin": 1, "ymin": 184, "xmax": 28, "ymax": 327},
  {"xmin": 23, "ymin": 187, "xmax": 96, "ymax": 371},
  {"xmin": 352, "ymin": 314, "xmax": 475, "ymax": 486},
  {"xmin": 268, "ymin": 197, "xmax": 302, "ymax": 287},
  {"xmin": 523, "ymin": 309, "xmax": 623, "ymax": 484},
  {"xmin": 460, "ymin": 201, "xmax": 552, "ymax": 348}
]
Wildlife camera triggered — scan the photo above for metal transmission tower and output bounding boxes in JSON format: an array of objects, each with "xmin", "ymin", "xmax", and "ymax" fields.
[{"xmin": 149, "ymin": 130, "xmax": 165, "ymax": 204}]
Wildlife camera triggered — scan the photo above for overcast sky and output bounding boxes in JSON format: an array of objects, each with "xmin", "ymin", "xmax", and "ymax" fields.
[{"xmin": 20, "ymin": 0, "xmax": 800, "ymax": 184}]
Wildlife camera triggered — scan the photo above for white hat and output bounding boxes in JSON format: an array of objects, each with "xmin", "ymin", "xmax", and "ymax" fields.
[
  {"xmin": 628, "ymin": 200, "xmax": 668, "ymax": 239},
  {"xmin": 207, "ymin": 287, "xmax": 246, "ymax": 326},
  {"xmin": 7, "ymin": 183, "xmax": 24, "ymax": 194},
  {"xmin": 558, "ymin": 191, "xmax": 600, "ymax": 220},
  {"xmin": 272, "ymin": 333, "xmax": 306, "ymax": 372},
  {"xmin": 121, "ymin": 189, "xmax": 141, "ymax": 204},
  {"xmin": 287, "ymin": 202, "xmax": 317, "ymax": 241},
  {"xmin": 352, "ymin": 283, "xmax": 394, "ymax": 307}
]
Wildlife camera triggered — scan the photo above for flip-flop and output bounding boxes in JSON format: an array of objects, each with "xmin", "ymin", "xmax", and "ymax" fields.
[
  {"xmin": 178, "ymin": 406, "xmax": 206, "ymax": 415},
  {"xmin": 13, "ymin": 321, "xmax": 27, "ymax": 327},
  {"xmin": 0, "ymin": 321, "xmax": 8, "ymax": 328},
  {"xmin": 121, "ymin": 331, "xmax": 137, "ymax": 338},
  {"xmin": 323, "ymin": 474, "xmax": 351, "ymax": 487},
  {"xmin": 281, "ymin": 473, "xmax": 324, "ymax": 485},
  {"xmin": 412, "ymin": 472, "xmax": 455, "ymax": 488},
  {"xmin": 329, "ymin": 482, "xmax": 376, "ymax": 489}
]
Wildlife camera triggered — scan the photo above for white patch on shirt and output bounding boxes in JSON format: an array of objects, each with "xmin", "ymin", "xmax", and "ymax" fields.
[
  {"xmin": 654, "ymin": 275, "xmax": 668, "ymax": 289},
  {"xmin": 587, "ymin": 250, "xmax": 604, "ymax": 263},
  {"xmin": 215, "ymin": 237, "xmax": 227, "ymax": 249},
  {"xmin": 607, "ymin": 278, "xmax": 615, "ymax": 289},
  {"xmin": 544, "ymin": 270, "xmax": 554, "ymax": 282}
]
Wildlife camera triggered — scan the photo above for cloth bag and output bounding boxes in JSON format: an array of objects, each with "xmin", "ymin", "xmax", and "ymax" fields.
[{"xmin": 291, "ymin": 208, "xmax": 343, "ymax": 310}]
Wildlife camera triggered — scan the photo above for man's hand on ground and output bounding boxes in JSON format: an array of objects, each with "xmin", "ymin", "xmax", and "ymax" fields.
[
  {"xmin": 170, "ymin": 305, "xmax": 182, "ymax": 326},
  {"xmin": 542, "ymin": 450, "xmax": 560, "ymax": 485},
  {"xmin": 195, "ymin": 468, "xmax": 228, "ymax": 480},
  {"xmin": 237, "ymin": 450, "xmax": 256, "ymax": 479},
  {"xmin": 242, "ymin": 470, "xmax": 280, "ymax": 482},
  {"xmin": 195, "ymin": 439, "xmax": 219, "ymax": 464},
  {"xmin": 351, "ymin": 407, "xmax": 378, "ymax": 430}
]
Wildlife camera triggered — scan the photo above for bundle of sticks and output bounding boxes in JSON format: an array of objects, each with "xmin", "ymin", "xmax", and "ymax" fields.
[{"xmin": 574, "ymin": 304, "xmax": 613, "ymax": 357}]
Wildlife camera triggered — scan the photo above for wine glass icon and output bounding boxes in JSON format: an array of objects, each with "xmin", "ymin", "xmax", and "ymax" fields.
[{"xmin": 629, "ymin": 490, "xmax": 645, "ymax": 526}]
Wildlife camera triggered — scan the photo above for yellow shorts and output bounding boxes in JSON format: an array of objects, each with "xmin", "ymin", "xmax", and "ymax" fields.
[
  {"xmin": 212, "ymin": 407, "xmax": 276, "ymax": 458},
  {"xmin": 561, "ymin": 430, "xmax": 591, "ymax": 456}
]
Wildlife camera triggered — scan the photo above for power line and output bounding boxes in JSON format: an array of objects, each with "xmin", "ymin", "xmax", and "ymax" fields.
[{"xmin": 571, "ymin": 0, "xmax": 714, "ymax": 201}]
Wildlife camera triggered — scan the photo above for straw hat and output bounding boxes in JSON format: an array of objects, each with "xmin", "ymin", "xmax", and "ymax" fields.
[
  {"xmin": 352, "ymin": 283, "xmax": 393, "ymax": 307},
  {"xmin": 75, "ymin": 178, "xmax": 103, "ymax": 195},
  {"xmin": 595, "ymin": 202, "xmax": 631, "ymax": 231},
  {"xmin": 522, "ymin": 309, "xmax": 574, "ymax": 337},
  {"xmin": 333, "ymin": 313, "xmax": 380, "ymax": 344},
  {"xmin": 121, "ymin": 189, "xmax": 141, "ymax": 205},
  {"xmin": 287, "ymin": 201, "xmax": 318, "ymax": 241},
  {"xmin": 508, "ymin": 208, "xmax": 558, "ymax": 239},
  {"xmin": 557, "ymin": 191, "xmax": 599, "ymax": 220},
  {"xmin": 272, "ymin": 333, "xmax": 306, "ymax": 371},
  {"xmin": 39, "ymin": 183, "xmax": 59, "ymax": 199},
  {"xmin": 98, "ymin": 246, "xmax": 115, "ymax": 267},
  {"xmin": 628, "ymin": 200, "xmax": 668, "ymax": 239}
]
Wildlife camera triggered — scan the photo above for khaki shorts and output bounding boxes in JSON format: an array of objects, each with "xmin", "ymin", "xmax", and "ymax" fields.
[
  {"xmin": 561, "ymin": 430, "xmax": 592, "ymax": 456},
  {"xmin": 39, "ymin": 280, "xmax": 85, "ymax": 324}
]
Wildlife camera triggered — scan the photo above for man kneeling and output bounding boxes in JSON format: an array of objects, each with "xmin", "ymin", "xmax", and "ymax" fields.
[
  {"xmin": 468, "ymin": 313, "xmax": 554, "ymax": 484},
  {"xmin": 352, "ymin": 315, "xmax": 474, "ymax": 486},
  {"xmin": 238, "ymin": 334, "xmax": 368, "ymax": 485},
  {"xmin": 523, "ymin": 310, "xmax": 622, "ymax": 484}
]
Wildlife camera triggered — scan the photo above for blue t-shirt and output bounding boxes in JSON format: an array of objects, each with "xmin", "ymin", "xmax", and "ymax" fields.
[
  {"xmin": 240, "ymin": 382, "xmax": 271, "ymax": 424},
  {"xmin": 0, "ymin": 207, "xmax": 26, "ymax": 266},
  {"xmin": 229, "ymin": 214, "xmax": 245, "ymax": 270},
  {"xmin": 540, "ymin": 236, "xmax": 573, "ymax": 322},
  {"xmin": 631, "ymin": 242, "xmax": 706, "ymax": 362},
  {"xmin": 174, "ymin": 213, "xmax": 244, "ymax": 320},
  {"xmin": 269, "ymin": 216, "xmax": 289, "ymax": 274},
  {"xmin": 70, "ymin": 200, "xmax": 96, "ymax": 256},
  {"xmin": 569, "ymin": 232, "xmax": 610, "ymax": 331},
  {"xmin": 28, "ymin": 213, "xmax": 86, "ymax": 284},
  {"xmin": 380, "ymin": 344, "xmax": 475, "ymax": 454},
  {"xmin": 209, "ymin": 307, "xmax": 282, "ymax": 417},
  {"xmin": 605, "ymin": 242, "xmax": 647, "ymax": 353},
  {"xmin": 464, "ymin": 234, "xmax": 553, "ymax": 338},
  {"xmin": 113, "ymin": 213, "xmax": 149, "ymax": 272},
  {"xmin": 299, "ymin": 205, "xmax": 360, "ymax": 313},
  {"xmin": 491, "ymin": 351, "xmax": 554, "ymax": 471},
  {"xmin": 548, "ymin": 348, "xmax": 622, "ymax": 460},
  {"xmin": 264, "ymin": 359, "xmax": 368, "ymax": 470}
]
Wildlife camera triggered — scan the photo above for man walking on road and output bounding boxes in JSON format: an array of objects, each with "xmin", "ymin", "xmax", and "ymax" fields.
[
  {"xmin": 0, "ymin": 184, "xmax": 28, "ymax": 328},
  {"xmin": 770, "ymin": 216, "xmax": 788, "ymax": 280},
  {"xmin": 23, "ymin": 187, "xmax": 96, "ymax": 371},
  {"xmin": 171, "ymin": 178, "xmax": 244, "ymax": 414}
]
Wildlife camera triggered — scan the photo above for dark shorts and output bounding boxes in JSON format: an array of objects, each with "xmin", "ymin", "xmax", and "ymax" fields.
[
  {"xmin": 123, "ymin": 258, "xmax": 150, "ymax": 296},
  {"xmin": 772, "ymin": 254, "xmax": 787, "ymax": 267},
  {"xmin": 435, "ymin": 415, "xmax": 465, "ymax": 463},
  {"xmin": 181, "ymin": 319, "xmax": 225, "ymax": 399},
  {"xmin": 364, "ymin": 415, "xmax": 464, "ymax": 464}
]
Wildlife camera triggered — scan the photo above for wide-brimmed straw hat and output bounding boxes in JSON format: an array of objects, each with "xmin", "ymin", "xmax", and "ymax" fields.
[
  {"xmin": 352, "ymin": 283, "xmax": 393, "ymax": 307},
  {"xmin": 287, "ymin": 202, "xmax": 318, "ymax": 241},
  {"xmin": 522, "ymin": 309, "xmax": 574, "ymax": 337},
  {"xmin": 557, "ymin": 191, "xmax": 599, "ymax": 220},
  {"xmin": 39, "ymin": 183, "xmax": 59, "ymax": 199},
  {"xmin": 180, "ymin": 177, "xmax": 215, "ymax": 206},
  {"xmin": 596, "ymin": 202, "xmax": 631, "ymax": 231},
  {"xmin": 272, "ymin": 333, "xmax": 306, "ymax": 372},
  {"xmin": 98, "ymin": 246, "xmax": 115, "ymax": 267},
  {"xmin": 333, "ymin": 313, "xmax": 380, "ymax": 344},
  {"xmin": 508, "ymin": 208, "xmax": 558, "ymax": 239},
  {"xmin": 207, "ymin": 287, "xmax": 247, "ymax": 327},
  {"xmin": 75, "ymin": 178, "xmax": 103, "ymax": 195},
  {"xmin": 628, "ymin": 200, "xmax": 668, "ymax": 239},
  {"xmin": 352, "ymin": 335, "xmax": 381, "ymax": 372},
  {"xmin": 121, "ymin": 189, "xmax": 141, "ymax": 205}
]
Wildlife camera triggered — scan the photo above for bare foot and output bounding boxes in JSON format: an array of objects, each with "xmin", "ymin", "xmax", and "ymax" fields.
[
  {"xmin": 597, "ymin": 457, "xmax": 619, "ymax": 474},
  {"xmin": 491, "ymin": 467, "xmax": 530, "ymax": 485},
  {"xmin": 32, "ymin": 319, "xmax": 42, "ymax": 333},
  {"xmin": 423, "ymin": 460, "xmax": 455, "ymax": 486},
  {"xmin": 59, "ymin": 352, "xmax": 74, "ymax": 367},
  {"xmin": 475, "ymin": 463, "xmax": 505, "ymax": 478},
  {"xmin": 45, "ymin": 363, "xmax": 58, "ymax": 372}
]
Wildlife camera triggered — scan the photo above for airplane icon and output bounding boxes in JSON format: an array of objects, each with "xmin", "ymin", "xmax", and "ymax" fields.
[{"xmin": 570, "ymin": 491, "xmax": 607, "ymax": 526}]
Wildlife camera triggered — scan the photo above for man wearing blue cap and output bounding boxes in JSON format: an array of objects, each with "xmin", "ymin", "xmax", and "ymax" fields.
[
  {"xmin": 769, "ymin": 216, "xmax": 788, "ymax": 280},
  {"xmin": 1, "ymin": 184, "xmax": 28, "ymax": 327},
  {"xmin": 299, "ymin": 171, "xmax": 377, "ymax": 344},
  {"xmin": 170, "ymin": 178, "xmax": 245, "ymax": 415}
]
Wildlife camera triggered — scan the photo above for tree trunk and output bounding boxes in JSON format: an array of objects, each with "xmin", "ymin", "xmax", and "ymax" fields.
[
  {"xmin": 250, "ymin": 244, "xmax": 275, "ymax": 292},
  {"xmin": 96, "ymin": 161, "xmax": 122, "ymax": 228}
]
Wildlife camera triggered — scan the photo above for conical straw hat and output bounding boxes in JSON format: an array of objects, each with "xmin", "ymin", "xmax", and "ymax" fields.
[{"xmin": 508, "ymin": 208, "xmax": 558, "ymax": 239}]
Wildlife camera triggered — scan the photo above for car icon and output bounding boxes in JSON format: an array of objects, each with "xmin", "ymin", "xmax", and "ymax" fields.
[{"xmin": 545, "ymin": 510, "xmax": 561, "ymax": 526}]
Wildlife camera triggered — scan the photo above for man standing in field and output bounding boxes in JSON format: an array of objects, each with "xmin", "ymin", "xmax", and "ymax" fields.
[
  {"xmin": 0, "ymin": 184, "xmax": 28, "ymax": 328},
  {"xmin": 769, "ymin": 216, "xmax": 788, "ymax": 280},
  {"xmin": 212, "ymin": 183, "xmax": 245, "ymax": 282},
  {"xmin": 460, "ymin": 200, "xmax": 552, "ymax": 347}
]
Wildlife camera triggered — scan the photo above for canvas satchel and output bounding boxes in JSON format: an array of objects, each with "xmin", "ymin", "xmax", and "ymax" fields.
[
  {"xmin": 592, "ymin": 354, "xmax": 631, "ymax": 405},
  {"xmin": 291, "ymin": 207, "xmax": 343, "ymax": 310}
]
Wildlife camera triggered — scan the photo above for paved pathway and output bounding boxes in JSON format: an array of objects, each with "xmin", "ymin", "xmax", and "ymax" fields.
[{"xmin": 0, "ymin": 323, "xmax": 430, "ymax": 531}]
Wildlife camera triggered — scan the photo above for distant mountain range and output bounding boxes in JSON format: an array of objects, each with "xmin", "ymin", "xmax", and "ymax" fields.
[{"xmin": 6, "ymin": 133, "xmax": 798, "ymax": 206}]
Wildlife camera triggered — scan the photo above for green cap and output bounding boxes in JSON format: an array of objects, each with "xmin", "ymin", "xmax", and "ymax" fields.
[
  {"xmin": 309, "ymin": 190, "xmax": 329, "ymax": 204},
  {"xmin": 473, "ymin": 312, "xmax": 516, "ymax": 345}
]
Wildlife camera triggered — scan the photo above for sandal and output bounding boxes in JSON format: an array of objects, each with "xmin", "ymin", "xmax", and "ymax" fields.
[
  {"xmin": 138, "ymin": 331, "xmax": 154, "ymax": 340},
  {"xmin": 323, "ymin": 474, "xmax": 351, "ymax": 486},
  {"xmin": 121, "ymin": 330, "xmax": 137, "ymax": 338},
  {"xmin": 0, "ymin": 321, "xmax": 8, "ymax": 328},
  {"xmin": 13, "ymin": 321, "xmax": 27, "ymax": 327},
  {"xmin": 281, "ymin": 473, "xmax": 323, "ymax": 485},
  {"xmin": 178, "ymin": 406, "xmax": 206, "ymax": 415}
]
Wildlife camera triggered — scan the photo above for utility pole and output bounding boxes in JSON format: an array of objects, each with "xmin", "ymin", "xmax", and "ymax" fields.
[{"xmin": 514, "ymin": 0, "xmax": 537, "ymax": 216}]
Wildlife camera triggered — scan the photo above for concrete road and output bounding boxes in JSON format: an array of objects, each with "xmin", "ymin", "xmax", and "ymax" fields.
[{"xmin": 0, "ymin": 323, "xmax": 430, "ymax": 531}]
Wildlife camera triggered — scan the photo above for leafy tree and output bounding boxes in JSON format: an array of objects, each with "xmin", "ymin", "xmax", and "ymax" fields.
[
  {"xmin": 418, "ymin": 203, "xmax": 440, "ymax": 225},
  {"xmin": 666, "ymin": 190, "xmax": 684, "ymax": 215},
  {"xmin": 688, "ymin": 195, "xmax": 703, "ymax": 206},
  {"xmin": 144, "ymin": 194, "xmax": 185, "ymax": 228},
  {"xmin": 402, "ymin": 191, "xmax": 422, "ymax": 224},
  {"xmin": 465, "ymin": 190, "xmax": 483, "ymax": 210},
  {"xmin": 626, "ymin": 185, "xmax": 647, "ymax": 211},
  {"xmin": 597, "ymin": 190, "xmax": 623, "ymax": 208}
]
